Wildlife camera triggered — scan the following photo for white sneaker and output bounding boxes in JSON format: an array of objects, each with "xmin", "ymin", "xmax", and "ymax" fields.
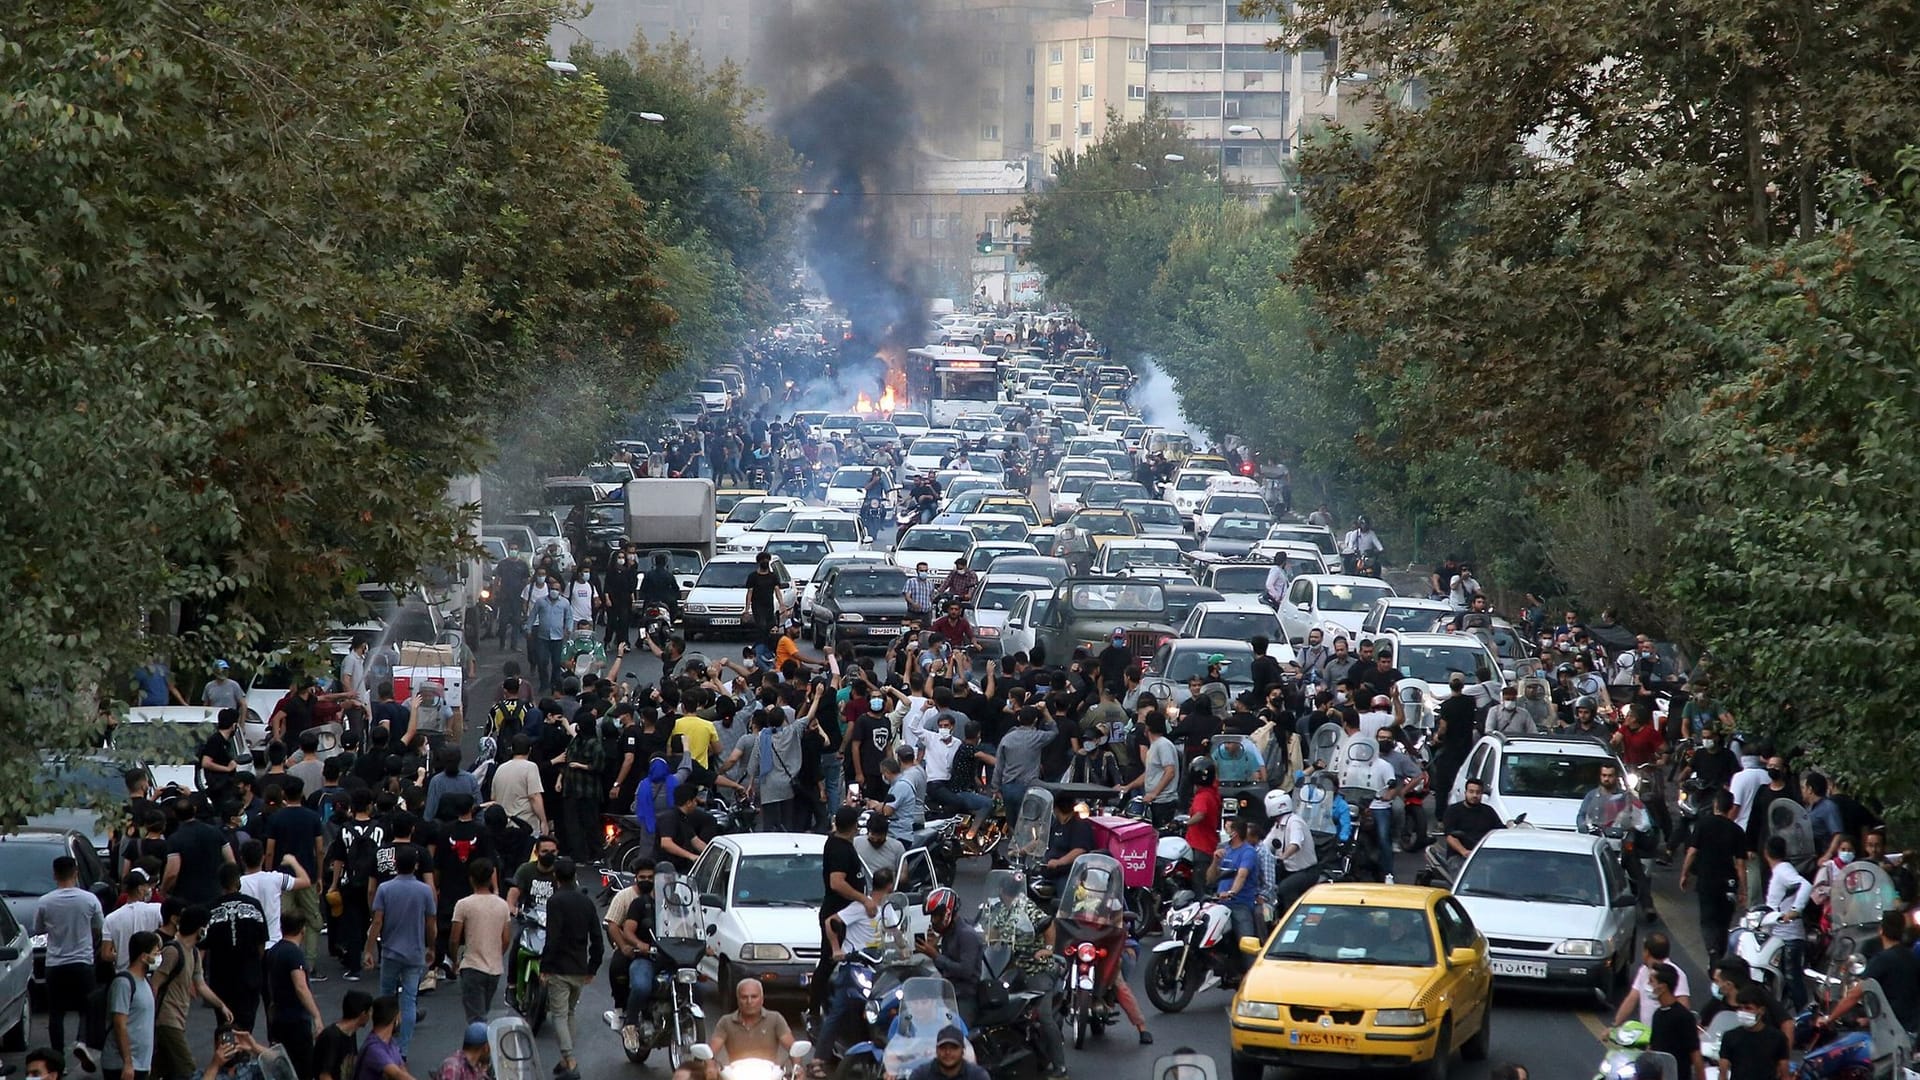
[
  {"xmin": 1384, "ymin": 873, "xmax": 1396, "ymax": 885},
  {"xmin": 71, "ymin": 1044, "xmax": 97, "ymax": 1074},
  {"xmin": 604, "ymin": 1009, "xmax": 621, "ymax": 1031}
]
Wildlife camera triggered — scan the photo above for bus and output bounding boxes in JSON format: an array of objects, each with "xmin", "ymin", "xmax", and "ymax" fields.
[{"xmin": 905, "ymin": 346, "xmax": 1003, "ymax": 427}]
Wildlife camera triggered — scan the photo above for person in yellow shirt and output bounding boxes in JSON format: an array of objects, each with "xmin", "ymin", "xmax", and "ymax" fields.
[{"xmin": 671, "ymin": 706, "xmax": 720, "ymax": 773}]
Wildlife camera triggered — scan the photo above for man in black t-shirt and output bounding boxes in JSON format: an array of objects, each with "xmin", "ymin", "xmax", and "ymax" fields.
[
  {"xmin": 1717, "ymin": 987, "xmax": 1789, "ymax": 1080},
  {"xmin": 812, "ymin": 808, "xmax": 871, "ymax": 1018},
  {"xmin": 1041, "ymin": 800, "xmax": 1095, "ymax": 888},
  {"xmin": 1830, "ymin": 912, "xmax": 1920, "ymax": 1034},
  {"xmin": 1680, "ymin": 789, "xmax": 1749, "ymax": 966},
  {"xmin": 311, "ymin": 989, "xmax": 372, "ymax": 1080},
  {"xmin": 162, "ymin": 796, "xmax": 232, "ymax": 906},
  {"xmin": 1646, "ymin": 963, "xmax": 1703, "ymax": 1080},
  {"xmin": 653, "ymin": 785, "xmax": 706, "ymax": 873},
  {"xmin": 849, "ymin": 695, "xmax": 894, "ymax": 800},
  {"xmin": 1431, "ymin": 678, "xmax": 1476, "ymax": 818},
  {"xmin": 205, "ymin": 862, "xmax": 269, "ymax": 1030}
]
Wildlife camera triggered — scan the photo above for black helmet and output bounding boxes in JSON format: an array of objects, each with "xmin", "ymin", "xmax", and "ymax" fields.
[
  {"xmin": 1187, "ymin": 755, "xmax": 1217, "ymax": 787},
  {"xmin": 1555, "ymin": 662, "xmax": 1576, "ymax": 678}
]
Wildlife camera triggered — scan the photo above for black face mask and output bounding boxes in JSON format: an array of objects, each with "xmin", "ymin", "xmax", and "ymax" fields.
[{"xmin": 537, "ymin": 853, "xmax": 556, "ymax": 868}]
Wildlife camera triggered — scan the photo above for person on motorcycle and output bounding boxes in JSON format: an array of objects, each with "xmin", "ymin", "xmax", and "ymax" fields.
[
  {"xmin": 939, "ymin": 558, "xmax": 979, "ymax": 608},
  {"xmin": 1260, "ymin": 791, "xmax": 1318, "ymax": 921},
  {"xmin": 1184, "ymin": 756, "xmax": 1223, "ymax": 860},
  {"xmin": 603, "ymin": 862, "xmax": 657, "ymax": 1051},
  {"xmin": 1824, "ymin": 911, "xmax": 1920, "ymax": 1035},
  {"xmin": 1580, "ymin": 763, "xmax": 1655, "ymax": 918},
  {"xmin": 639, "ymin": 552, "xmax": 682, "ymax": 624},
  {"xmin": 915, "ymin": 888, "xmax": 984, "ymax": 1021},
  {"xmin": 1433, "ymin": 777, "xmax": 1503, "ymax": 881},
  {"xmin": 907, "ymin": 1026, "xmax": 990, "ymax": 1080},
  {"xmin": 1613, "ymin": 704, "xmax": 1674, "ymax": 859},
  {"xmin": 1569, "ymin": 697, "xmax": 1613, "ymax": 743},
  {"xmin": 1340, "ymin": 516, "xmax": 1383, "ymax": 574},
  {"xmin": 707, "ymin": 977, "xmax": 797, "ymax": 1080},
  {"xmin": 1207, "ymin": 819, "xmax": 1261, "ymax": 979},
  {"xmin": 1263, "ymin": 551, "xmax": 1292, "ymax": 609},
  {"xmin": 931, "ymin": 599, "xmax": 976, "ymax": 652},
  {"xmin": 1210, "ymin": 736, "xmax": 1265, "ymax": 785},
  {"xmin": 1039, "ymin": 799, "xmax": 1095, "ymax": 892},
  {"xmin": 976, "ymin": 874, "xmax": 1068, "ymax": 1079}
]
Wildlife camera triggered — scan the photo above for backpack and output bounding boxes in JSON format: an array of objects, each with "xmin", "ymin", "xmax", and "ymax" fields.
[
  {"xmin": 490, "ymin": 700, "xmax": 528, "ymax": 762},
  {"xmin": 340, "ymin": 820, "xmax": 383, "ymax": 884}
]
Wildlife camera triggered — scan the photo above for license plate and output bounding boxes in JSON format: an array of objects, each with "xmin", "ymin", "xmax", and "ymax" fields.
[
  {"xmin": 1490, "ymin": 958, "xmax": 1548, "ymax": 978},
  {"xmin": 1289, "ymin": 1030, "xmax": 1358, "ymax": 1049}
]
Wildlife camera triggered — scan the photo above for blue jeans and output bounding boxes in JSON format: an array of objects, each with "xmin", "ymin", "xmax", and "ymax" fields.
[
  {"xmin": 820, "ymin": 757, "xmax": 844, "ymax": 824},
  {"xmin": 1001, "ymin": 782, "xmax": 1029, "ymax": 821},
  {"xmin": 1371, "ymin": 804, "xmax": 1394, "ymax": 865},
  {"xmin": 1226, "ymin": 903, "xmax": 1261, "ymax": 974},
  {"xmin": 821, "ymin": 963, "xmax": 863, "ymax": 1060},
  {"xmin": 379, "ymin": 957, "xmax": 426, "ymax": 1056},
  {"xmin": 619, "ymin": 955, "xmax": 655, "ymax": 1024},
  {"xmin": 928, "ymin": 783, "xmax": 992, "ymax": 823}
]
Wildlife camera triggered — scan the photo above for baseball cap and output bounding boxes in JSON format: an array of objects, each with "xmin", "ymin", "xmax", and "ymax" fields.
[
  {"xmin": 214, "ymin": 659, "xmax": 230, "ymax": 670},
  {"xmin": 464, "ymin": 1022, "xmax": 489, "ymax": 1047},
  {"xmin": 124, "ymin": 867, "xmax": 151, "ymax": 888},
  {"xmin": 936, "ymin": 1024, "xmax": 966, "ymax": 1048}
]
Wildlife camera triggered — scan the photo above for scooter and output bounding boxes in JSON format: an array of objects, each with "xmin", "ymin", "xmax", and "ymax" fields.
[
  {"xmin": 506, "ymin": 911, "xmax": 548, "ymax": 1034},
  {"xmin": 1729, "ymin": 908, "xmax": 1797, "ymax": 1004},
  {"xmin": 1144, "ymin": 891, "xmax": 1241, "ymax": 1013},
  {"xmin": 687, "ymin": 1039, "xmax": 814, "ymax": 1080}
]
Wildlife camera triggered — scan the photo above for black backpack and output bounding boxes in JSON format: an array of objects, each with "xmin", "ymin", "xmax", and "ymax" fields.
[{"xmin": 340, "ymin": 820, "xmax": 384, "ymax": 885}]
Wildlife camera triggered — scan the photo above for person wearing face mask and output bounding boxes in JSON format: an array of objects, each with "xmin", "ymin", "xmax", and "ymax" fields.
[
  {"xmin": 923, "ymin": 715, "xmax": 992, "ymax": 842},
  {"xmin": 1679, "ymin": 727, "xmax": 1739, "ymax": 794},
  {"xmin": 566, "ymin": 568, "xmax": 598, "ymax": 627},
  {"xmin": 903, "ymin": 562, "xmax": 937, "ymax": 621},
  {"xmin": 604, "ymin": 547, "xmax": 639, "ymax": 649},
  {"xmin": 1680, "ymin": 789, "xmax": 1749, "ymax": 968},
  {"xmin": 1716, "ymin": 986, "xmax": 1790, "ymax": 1080},
  {"xmin": 846, "ymin": 687, "xmax": 897, "ymax": 801},
  {"xmin": 601, "ymin": 862, "xmax": 658, "ymax": 1051},
  {"xmin": 525, "ymin": 580, "xmax": 572, "ymax": 693}
]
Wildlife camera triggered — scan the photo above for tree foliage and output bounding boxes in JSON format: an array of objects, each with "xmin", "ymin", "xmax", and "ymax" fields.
[
  {"xmin": 0, "ymin": 0, "xmax": 675, "ymax": 789},
  {"xmin": 1665, "ymin": 154, "xmax": 1920, "ymax": 827}
]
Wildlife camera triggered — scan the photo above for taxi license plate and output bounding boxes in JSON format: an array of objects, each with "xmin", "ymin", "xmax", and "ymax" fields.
[
  {"xmin": 1289, "ymin": 1030, "xmax": 1358, "ymax": 1049},
  {"xmin": 1490, "ymin": 958, "xmax": 1549, "ymax": 978}
]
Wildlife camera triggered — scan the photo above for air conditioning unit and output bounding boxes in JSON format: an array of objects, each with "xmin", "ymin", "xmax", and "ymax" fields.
[{"xmin": 1224, "ymin": 100, "xmax": 1241, "ymax": 118}]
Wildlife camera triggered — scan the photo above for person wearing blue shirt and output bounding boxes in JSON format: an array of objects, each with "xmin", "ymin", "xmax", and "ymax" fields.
[
  {"xmin": 873, "ymin": 757, "xmax": 923, "ymax": 843},
  {"xmin": 1803, "ymin": 773, "xmax": 1845, "ymax": 857},
  {"xmin": 1209, "ymin": 819, "xmax": 1262, "ymax": 977},
  {"xmin": 524, "ymin": 579, "xmax": 571, "ymax": 692}
]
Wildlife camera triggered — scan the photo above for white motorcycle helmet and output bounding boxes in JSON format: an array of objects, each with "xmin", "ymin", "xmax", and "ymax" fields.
[{"xmin": 1265, "ymin": 790, "xmax": 1293, "ymax": 819}]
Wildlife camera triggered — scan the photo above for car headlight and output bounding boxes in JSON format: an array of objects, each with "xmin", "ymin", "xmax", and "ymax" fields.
[
  {"xmin": 685, "ymin": 603, "xmax": 708, "ymax": 614},
  {"xmin": 1236, "ymin": 1000, "xmax": 1282, "ymax": 1020},
  {"xmin": 1556, "ymin": 939, "xmax": 1603, "ymax": 957},
  {"xmin": 976, "ymin": 626, "xmax": 999, "ymax": 638},
  {"xmin": 1375, "ymin": 1008, "xmax": 1429, "ymax": 1027},
  {"xmin": 838, "ymin": 612, "xmax": 865, "ymax": 622},
  {"xmin": 851, "ymin": 967, "xmax": 874, "ymax": 992},
  {"xmin": 740, "ymin": 944, "xmax": 792, "ymax": 962}
]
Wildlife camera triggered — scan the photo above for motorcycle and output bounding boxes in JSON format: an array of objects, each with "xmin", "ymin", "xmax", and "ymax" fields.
[
  {"xmin": 1052, "ymin": 852, "xmax": 1129, "ymax": 1050},
  {"xmin": 622, "ymin": 868, "xmax": 709, "ymax": 1069},
  {"xmin": 837, "ymin": 975, "xmax": 977, "ymax": 1080},
  {"xmin": 1670, "ymin": 776, "xmax": 1711, "ymax": 854},
  {"xmin": 1591, "ymin": 1023, "xmax": 1678, "ymax": 1080},
  {"xmin": 506, "ymin": 911, "xmax": 548, "ymax": 1034},
  {"xmin": 824, "ymin": 896, "xmax": 933, "ymax": 1066},
  {"xmin": 1795, "ymin": 966, "xmax": 1914, "ymax": 1080},
  {"xmin": 1729, "ymin": 908, "xmax": 1797, "ymax": 1003},
  {"xmin": 689, "ymin": 1040, "xmax": 815, "ymax": 1080},
  {"xmin": 1144, "ymin": 890, "xmax": 1241, "ymax": 1013},
  {"xmin": 970, "ymin": 943, "xmax": 1056, "ymax": 1078},
  {"xmin": 641, "ymin": 601, "xmax": 676, "ymax": 652}
]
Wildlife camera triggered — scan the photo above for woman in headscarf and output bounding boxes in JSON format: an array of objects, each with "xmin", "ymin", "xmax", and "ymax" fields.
[{"xmin": 633, "ymin": 756, "xmax": 680, "ymax": 860}]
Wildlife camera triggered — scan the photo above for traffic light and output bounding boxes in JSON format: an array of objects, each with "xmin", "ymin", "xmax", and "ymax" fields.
[{"xmin": 977, "ymin": 231, "xmax": 995, "ymax": 254}]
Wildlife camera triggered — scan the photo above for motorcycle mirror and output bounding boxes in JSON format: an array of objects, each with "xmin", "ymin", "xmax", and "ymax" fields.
[
  {"xmin": 790, "ymin": 1040, "xmax": 813, "ymax": 1060},
  {"xmin": 1239, "ymin": 936, "xmax": 1263, "ymax": 957},
  {"xmin": 690, "ymin": 1044, "xmax": 715, "ymax": 1063}
]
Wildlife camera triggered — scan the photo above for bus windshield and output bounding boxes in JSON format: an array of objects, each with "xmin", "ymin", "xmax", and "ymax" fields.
[{"xmin": 936, "ymin": 367, "xmax": 999, "ymax": 401}]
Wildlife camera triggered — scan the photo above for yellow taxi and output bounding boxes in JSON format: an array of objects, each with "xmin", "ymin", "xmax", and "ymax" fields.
[
  {"xmin": 1186, "ymin": 452, "xmax": 1231, "ymax": 473},
  {"xmin": 1228, "ymin": 883, "xmax": 1492, "ymax": 1080},
  {"xmin": 713, "ymin": 487, "xmax": 765, "ymax": 523},
  {"xmin": 977, "ymin": 494, "xmax": 1042, "ymax": 526}
]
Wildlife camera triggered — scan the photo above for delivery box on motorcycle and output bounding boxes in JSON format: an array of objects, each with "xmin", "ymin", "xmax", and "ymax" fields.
[{"xmin": 1088, "ymin": 815, "xmax": 1156, "ymax": 890}]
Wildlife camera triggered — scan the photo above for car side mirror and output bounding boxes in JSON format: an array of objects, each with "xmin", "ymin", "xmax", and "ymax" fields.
[
  {"xmin": 1239, "ymin": 935, "xmax": 1263, "ymax": 957},
  {"xmin": 1612, "ymin": 890, "xmax": 1637, "ymax": 907},
  {"xmin": 699, "ymin": 892, "xmax": 723, "ymax": 910},
  {"xmin": 1447, "ymin": 946, "xmax": 1478, "ymax": 968}
]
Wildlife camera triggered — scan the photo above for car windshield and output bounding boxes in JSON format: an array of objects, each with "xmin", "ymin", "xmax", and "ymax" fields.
[
  {"xmin": 750, "ymin": 509, "xmax": 796, "ymax": 532},
  {"xmin": 910, "ymin": 437, "xmax": 960, "ymax": 457},
  {"xmin": 1121, "ymin": 501, "xmax": 1182, "ymax": 526},
  {"xmin": 1376, "ymin": 604, "xmax": 1447, "ymax": 633},
  {"xmin": 830, "ymin": 468, "xmax": 872, "ymax": 489},
  {"xmin": 1108, "ymin": 546, "xmax": 1181, "ymax": 569},
  {"xmin": 0, "ymin": 841, "xmax": 62, "ymax": 897},
  {"xmin": 1271, "ymin": 527, "xmax": 1339, "ymax": 555},
  {"xmin": 1069, "ymin": 512, "xmax": 1135, "ymax": 535},
  {"xmin": 696, "ymin": 562, "xmax": 766, "ymax": 588},
  {"xmin": 724, "ymin": 501, "xmax": 781, "ymax": 524},
  {"xmin": 1203, "ymin": 494, "xmax": 1269, "ymax": 516},
  {"xmin": 989, "ymin": 558, "xmax": 1068, "ymax": 584},
  {"xmin": 645, "ymin": 550, "xmax": 704, "ymax": 574},
  {"xmin": 1399, "ymin": 643, "xmax": 1491, "ymax": 683},
  {"xmin": 1088, "ymin": 482, "xmax": 1145, "ymax": 502},
  {"xmin": 764, "ymin": 539, "xmax": 831, "ymax": 564},
  {"xmin": 1065, "ymin": 581, "xmax": 1165, "ymax": 614},
  {"xmin": 714, "ymin": 492, "xmax": 752, "ymax": 516},
  {"xmin": 893, "ymin": 412, "xmax": 928, "ymax": 428},
  {"xmin": 1211, "ymin": 567, "xmax": 1269, "ymax": 593},
  {"xmin": 1456, "ymin": 848, "xmax": 1604, "ymax": 905},
  {"xmin": 789, "ymin": 517, "xmax": 860, "ymax": 543},
  {"xmin": 584, "ymin": 464, "xmax": 630, "ymax": 484},
  {"xmin": 1211, "ymin": 516, "xmax": 1270, "ymax": 541},
  {"xmin": 975, "ymin": 583, "xmax": 1040, "ymax": 611},
  {"xmin": 825, "ymin": 415, "xmax": 859, "ymax": 429},
  {"xmin": 731, "ymin": 853, "xmax": 822, "ymax": 907},
  {"xmin": 835, "ymin": 569, "xmax": 909, "ymax": 598},
  {"xmin": 583, "ymin": 504, "xmax": 626, "ymax": 528},
  {"xmin": 1263, "ymin": 904, "xmax": 1436, "ymax": 967},
  {"xmin": 1194, "ymin": 611, "xmax": 1278, "ymax": 640},
  {"xmin": 982, "ymin": 501, "xmax": 1040, "ymax": 525},
  {"xmin": 1056, "ymin": 474, "xmax": 1099, "ymax": 494},
  {"xmin": 1175, "ymin": 473, "xmax": 1214, "ymax": 491},
  {"xmin": 856, "ymin": 423, "xmax": 897, "ymax": 439},
  {"xmin": 967, "ymin": 519, "xmax": 1028, "ymax": 541},
  {"xmin": 697, "ymin": 380, "xmax": 726, "ymax": 393},
  {"xmin": 901, "ymin": 528, "xmax": 974, "ymax": 551},
  {"xmin": 1163, "ymin": 645, "xmax": 1256, "ymax": 682},
  {"xmin": 37, "ymin": 757, "xmax": 132, "ymax": 814},
  {"xmin": 1317, "ymin": 583, "xmax": 1394, "ymax": 612},
  {"xmin": 1500, "ymin": 753, "xmax": 1610, "ymax": 798}
]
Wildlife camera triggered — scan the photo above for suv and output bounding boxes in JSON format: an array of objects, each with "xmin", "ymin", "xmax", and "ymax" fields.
[
  {"xmin": 1033, "ymin": 578, "xmax": 1178, "ymax": 663},
  {"xmin": 1451, "ymin": 828, "xmax": 1640, "ymax": 999},
  {"xmin": 1450, "ymin": 733, "xmax": 1626, "ymax": 832}
]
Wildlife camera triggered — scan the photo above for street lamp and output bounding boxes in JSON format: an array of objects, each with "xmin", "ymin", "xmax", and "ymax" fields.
[
  {"xmin": 628, "ymin": 111, "xmax": 666, "ymax": 123},
  {"xmin": 1164, "ymin": 153, "xmax": 1186, "ymax": 162},
  {"xmin": 544, "ymin": 60, "xmax": 578, "ymax": 75}
]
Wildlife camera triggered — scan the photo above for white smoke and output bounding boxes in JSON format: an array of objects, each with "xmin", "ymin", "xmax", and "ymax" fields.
[{"xmin": 1133, "ymin": 359, "xmax": 1196, "ymax": 437}]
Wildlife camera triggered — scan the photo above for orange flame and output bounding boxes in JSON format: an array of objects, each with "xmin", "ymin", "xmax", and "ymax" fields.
[
  {"xmin": 880, "ymin": 386, "xmax": 897, "ymax": 413},
  {"xmin": 855, "ymin": 391, "xmax": 874, "ymax": 413}
]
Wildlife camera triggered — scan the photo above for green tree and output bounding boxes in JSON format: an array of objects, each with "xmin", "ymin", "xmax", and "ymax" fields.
[
  {"xmin": 1665, "ymin": 153, "xmax": 1920, "ymax": 828},
  {"xmin": 0, "ymin": 0, "xmax": 674, "ymax": 798}
]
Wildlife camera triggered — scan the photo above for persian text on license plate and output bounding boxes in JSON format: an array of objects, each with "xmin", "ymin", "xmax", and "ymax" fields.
[
  {"xmin": 1289, "ymin": 1030, "xmax": 1358, "ymax": 1049},
  {"xmin": 1490, "ymin": 957, "xmax": 1548, "ymax": 978}
]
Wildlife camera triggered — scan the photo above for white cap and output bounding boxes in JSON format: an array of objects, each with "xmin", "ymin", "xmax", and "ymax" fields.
[{"xmin": 1265, "ymin": 790, "xmax": 1292, "ymax": 818}]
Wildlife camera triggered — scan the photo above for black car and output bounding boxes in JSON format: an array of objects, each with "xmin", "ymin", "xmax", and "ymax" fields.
[
  {"xmin": 0, "ymin": 829, "xmax": 114, "ymax": 1005},
  {"xmin": 567, "ymin": 500, "xmax": 629, "ymax": 565},
  {"xmin": 809, "ymin": 564, "xmax": 913, "ymax": 651}
]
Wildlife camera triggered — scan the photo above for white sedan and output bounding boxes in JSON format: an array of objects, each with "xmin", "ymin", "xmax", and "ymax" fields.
[
  {"xmin": 892, "ymin": 525, "xmax": 979, "ymax": 573},
  {"xmin": 759, "ymin": 535, "xmax": 835, "ymax": 595}
]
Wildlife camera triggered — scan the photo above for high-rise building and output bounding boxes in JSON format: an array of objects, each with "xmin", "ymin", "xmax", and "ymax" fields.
[
  {"xmin": 550, "ymin": 0, "xmax": 788, "ymax": 86},
  {"xmin": 1032, "ymin": 0, "xmax": 1148, "ymax": 174},
  {"xmin": 1143, "ymin": 0, "xmax": 1337, "ymax": 190}
]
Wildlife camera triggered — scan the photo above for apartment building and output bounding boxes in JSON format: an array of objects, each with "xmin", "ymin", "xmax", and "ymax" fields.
[
  {"xmin": 1143, "ymin": 0, "xmax": 1336, "ymax": 190},
  {"xmin": 1032, "ymin": 0, "xmax": 1149, "ymax": 173}
]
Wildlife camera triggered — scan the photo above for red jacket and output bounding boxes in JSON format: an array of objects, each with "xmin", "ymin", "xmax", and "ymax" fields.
[{"xmin": 1186, "ymin": 785, "xmax": 1222, "ymax": 857}]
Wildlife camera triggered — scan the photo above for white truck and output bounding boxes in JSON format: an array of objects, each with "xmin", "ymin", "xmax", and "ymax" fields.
[{"xmin": 625, "ymin": 476, "xmax": 717, "ymax": 564}]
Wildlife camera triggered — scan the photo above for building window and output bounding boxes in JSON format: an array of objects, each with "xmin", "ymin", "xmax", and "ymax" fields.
[
  {"xmin": 1079, "ymin": 83, "xmax": 1094, "ymax": 99},
  {"xmin": 1026, "ymin": 47, "xmax": 1036, "ymax": 66},
  {"xmin": 1048, "ymin": 85, "xmax": 1063, "ymax": 101},
  {"xmin": 981, "ymin": 123, "xmax": 1000, "ymax": 141},
  {"xmin": 1225, "ymin": 44, "xmax": 1285, "ymax": 71},
  {"xmin": 1026, "ymin": 83, "xmax": 1035, "ymax": 100},
  {"xmin": 1128, "ymin": 84, "xmax": 1146, "ymax": 100},
  {"xmin": 1024, "ymin": 121, "xmax": 1033, "ymax": 142},
  {"xmin": 1079, "ymin": 121, "xmax": 1093, "ymax": 136},
  {"xmin": 1049, "ymin": 123, "xmax": 1063, "ymax": 139},
  {"xmin": 718, "ymin": 14, "xmax": 732, "ymax": 29},
  {"xmin": 910, "ymin": 216, "xmax": 928, "ymax": 239},
  {"xmin": 1080, "ymin": 43, "xmax": 1095, "ymax": 60},
  {"xmin": 932, "ymin": 216, "xmax": 950, "ymax": 239},
  {"xmin": 1148, "ymin": 45, "xmax": 1223, "ymax": 71},
  {"xmin": 1128, "ymin": 44, "xmax": 1148, "ymax": 62},
  {"xmin": 1049, "ymin": 44, "xmax": 1063, "ymax": 64},
  {"xmin": 1158, "ymin": 91, "xmax": 1222, "ymax": 119}
]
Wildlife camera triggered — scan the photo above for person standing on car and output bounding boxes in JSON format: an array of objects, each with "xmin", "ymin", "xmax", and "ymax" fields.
[{"xmin": 39, "ymin": 855, "xmax": 106, "ymax": 1071}]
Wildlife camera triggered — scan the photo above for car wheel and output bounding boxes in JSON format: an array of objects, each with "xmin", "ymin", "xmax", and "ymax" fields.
[
  {"xmin": 1229, "ymin": 1051, "xmax": 1268, "ymax": 1080},
  {"xmin": 1422, "ymin": 1020, "xmax": 1453, "ymax": 1080},
  {"xmin": 718, "ymin": 958, "xmax": 737, "ymax": 1005},
  {"xmin": 1463, "ymin": 1006, "xmax": 1491, "ymax": 1062}
]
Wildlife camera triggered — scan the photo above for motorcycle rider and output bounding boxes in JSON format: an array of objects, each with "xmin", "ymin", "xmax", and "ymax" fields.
[
  {"xmin": 1822, "ymin": 911, "xmax": 1920, "ymax": 1035},
  {"xmin": 1430, "ymin": 777, "xmax": 1503, "ymax": 883},
  {"xmin": 914, "ymin": 888, "xmax": 983, "ymax": 1021},
  {"xmin": 603, "ymin": 862, "xmax": 657, "ymax": 1051},
  {"xmin": 1677, "ymin": 727, "xmax": 1739, "ymax": 793},
  {"xmin": 976, "ymin": 873, "xmax": 1068, "ymax": 1080},
  {"xmin": 1260, "ymin": 791, "xmax": 1319, "ymax": 924},
  {"xmin": 1612, "ymin": 704, "xmax": 1674, "ymax": 860},
  {"xmin": 1578, "ymin": 763, "xmax": 1654, "ymax": 919},
  {"xmin": 1206, "ymin": 819, "xmax": 1261, "ymax": 980},
  {"xmin": 707, "ymin": 977, "xmax": 797, "ymax": 1080},
  {"xmin": 1038, "ymin": 798, "xmax": 1095, "ymax": 894},
  {"xmin": 639, "ymin": 552, "xmax": 682, "ymax": 625},
  {"xmin": 938, "ymin": 558, "xmax": 979, "ymax": 609},
  {"xmin": 1339, "ymin": 516, "xmax": 1383, "ymax": 575},
  {"xmin": 1757, "ymin": 835, "xmax": 1813, "ymax": 1010},
  {"xmin": 907, "ymin": 1026, "xmax": 990, "ymax": 1080}
]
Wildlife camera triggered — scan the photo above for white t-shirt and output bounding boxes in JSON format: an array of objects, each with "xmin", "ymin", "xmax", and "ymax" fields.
[
  {"xmin": 241, "ymin": 869, "xmax": 299, "ymax": 936},
  {"xmin": 834, "ymin": 901, "xmax": 885, "ymax": 953},
  {"xmin": 922, "ymin": 732, "xmax": 961, "ymax": 783},
  {"xmin": 1279, "ymin": 814, "xmax": 1317, "ymax": 872},
  {"xmin": 1367, "ymin": 758, "xmax": 1397, "ymax": 811},
  {"xmin": 1628, "ymin": 962, "xmax": 1691, "ymax": 1025},
  {"xmin": 1357, "ymin": 710, "xmax": 1394, "ymax": 740},
  {"xmin": 1730, "ymin": 763, "xmax": 1769, "ymax": 829},
  {"xmin": 102, "ymin": 901, "xmax": 163, "ymax": 972},
  {"xmin": 567, "ymin": 581, "xmax": 596, "ymax": 624}
]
